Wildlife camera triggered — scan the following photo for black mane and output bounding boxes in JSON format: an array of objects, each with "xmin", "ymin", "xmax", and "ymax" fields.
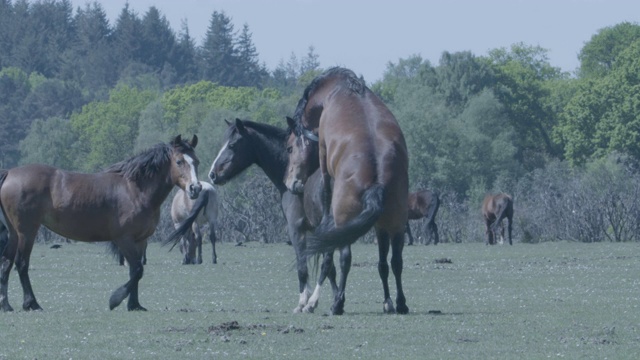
[
  {"xmin": 293, "ymin": 67, "xmax": 366, "ymax": 130},
  {"xmin": 103, "ymin": 143, "xmax": 173, "ymax": 182}
]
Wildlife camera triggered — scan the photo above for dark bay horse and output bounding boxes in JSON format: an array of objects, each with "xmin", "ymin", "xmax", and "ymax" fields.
[
  {"xmin": 482, "ymin": 193, "xmax": 514, "ymax": 245},
  {"xmin": 284, "ymin": 67, "xmax": 409, "ymax": 315},
  {"xmin": 0, "ymin": 135, "xmax": 201, "ymax": 312},
  {"xmin": 197, "ymin": 118, "xmax": 337, "ymax": 313},
  {"xmin": 170, "ymin": 181, "xmax": 219, "ymax": 264},
  {"xmin": 406, "ymin": 189, "xmax": 440, "ymax": 245}
]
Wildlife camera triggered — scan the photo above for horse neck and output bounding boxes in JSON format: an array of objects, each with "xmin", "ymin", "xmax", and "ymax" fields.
[
  {"xmin": 251, "ymin": 132, "xmax": 288, "ymax": 194},
  {"xmin": 136, "ymin": 168, "xmax": 175, "ymax": 210}
]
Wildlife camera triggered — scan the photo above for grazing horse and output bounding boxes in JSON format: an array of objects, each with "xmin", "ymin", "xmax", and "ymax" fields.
[
  {"xmin": 193, "ymin": 118, "xmax": 337, "ymax": 313},
  {"xmin": 284, "ymin": 67, "xmax": 409, "ymax": 315},
  {"xmin": 406, "ymin": 189, "xmax": 440, "ymax": 246},
  {"xmin": 482, "ymin": 193, "xmax": 514, "ymax": 245},
  {"xmin": 170, "ymin": 181, "xmax": 219, "ymax": 264},
  {"xmin": 0, "ymin": 135, "xmax": 201, "ymax": 312}
]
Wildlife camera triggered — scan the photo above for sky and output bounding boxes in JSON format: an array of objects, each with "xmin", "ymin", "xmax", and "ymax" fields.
[{"xmin": 68, "ymin": 0, "xmax": 640, "ymax": 83}]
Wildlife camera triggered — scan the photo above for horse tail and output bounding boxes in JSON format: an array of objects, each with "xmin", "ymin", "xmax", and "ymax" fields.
[
  {"xmin": 305, "ymin": 184, "xmax": 384, "ymax": 256},
  {"xmin": 0, "ymin": 170, "xmax": 9, "ymax": 257},
  {"xmin": 426, "ymin": 191, "xmax": 440, "ymax": 224},
  {"xmin": 490, "ymin": 195, "xmax": 513, "ymax": 231},
  {"xmin": 162, "ymin": 190, "xmax": 210, "ymax": 250}
]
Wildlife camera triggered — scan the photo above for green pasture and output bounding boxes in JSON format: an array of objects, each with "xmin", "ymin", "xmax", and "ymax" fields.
[{"xmin": 2, "ymin": 241, "xmax": 640, "ymax": 359}]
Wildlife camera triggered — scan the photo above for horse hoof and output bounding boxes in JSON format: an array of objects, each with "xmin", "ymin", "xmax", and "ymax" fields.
[
  {"xmin": 293, "ymin": 306, "xmax": 303, "ymax": 314},
  {"xmin": 302, "ymin": 305, "xmax": 315, "ymax": 313},
  {"xmin": 383, "ymin": 299, "xmax": 396, "ymax": 314},
  {"xmin": 1, "ymin": 303, "xmax": 14, "ymax": 312},
  {"xmin": 23, "ymin": 301, "xmax": 43, "ymax": 311},
  {"xmin": 128, "ymin": 305, "xmax": 147, "ymax": 311},
  {"xmin": 396, "ymin": 304, "xmax": 409, "ymax": 314}
]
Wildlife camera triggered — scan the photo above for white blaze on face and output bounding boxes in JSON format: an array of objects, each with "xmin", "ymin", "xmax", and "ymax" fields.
[
  {"xmin": 210, "ymin": 140, "xmax": 229, "ymax": 176},
  {"xmin": 184, "ymin": 154, "xmax": 198, "ymax": 187}
]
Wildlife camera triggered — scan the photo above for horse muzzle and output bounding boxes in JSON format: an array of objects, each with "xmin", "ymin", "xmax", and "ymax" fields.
[
  {"xmin": 188, "ymin": 182, "xmax": 202, "ymax": 199},
  {"xmin": 290, "ymin": 180, "xmax": 305, "ymax": 195}
]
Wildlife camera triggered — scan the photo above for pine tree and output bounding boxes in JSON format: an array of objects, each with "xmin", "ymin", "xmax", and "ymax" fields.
[{"xmin": 200, "ymin": 10, "xmax": 238, "ymax": 86}]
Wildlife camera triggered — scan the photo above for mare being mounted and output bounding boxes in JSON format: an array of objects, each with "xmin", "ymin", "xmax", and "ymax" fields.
[
  {"xmin": 285, "ymin": 67, "xmax": 409, "ymax": 315},
  {"xmin": 202, "ymin": 118, "xmax": 337, "ymax": 313},
  {"xmin": 0, "ymin": 135, "xmax": 201, "ymax": 312},
  {"xmin": 482, "ymin": 193, "xmax": 514, "ymax": 245}
]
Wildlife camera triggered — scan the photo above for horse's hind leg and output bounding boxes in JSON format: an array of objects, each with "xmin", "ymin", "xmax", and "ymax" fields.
[
  {"xmin": 376, "ymin": 229, "xmax": 395, "ymax": 313},
  {"xmin": 12, "ymin": 229, "xmax": 42, "ymax": 311},
  {"xmin": 331, "ymin": 245, "xmax": 351, "ymax": 315},
  {"xmin": 405, "ymin": 222, "xmax": 414, "ymax": 246},
  {"xmin": 0, "ymin": 230, "xmax": 15, "ymax": 311},
  {"xmin": 208, "ymin": 224, "xmax": 217, "ymax": 264},
  {"xmin": 193, "ymin": 223, "xmax": 203, "ymax": 264},
  {"xmin": 390, "ymin": 231, "xmax": 408, "ymax": 314},
  {"xmin": 430, "ymin": 221, "xmax": 440, "ymax": 245}
]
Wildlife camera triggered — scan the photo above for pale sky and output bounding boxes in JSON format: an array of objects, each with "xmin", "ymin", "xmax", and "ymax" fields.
[{"xmin": 69, "ymin": 0, "xmax": 640, "ymax": 82}]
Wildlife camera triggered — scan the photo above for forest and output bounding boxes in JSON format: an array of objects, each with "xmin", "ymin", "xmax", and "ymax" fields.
[{"xmin": 1, "ymin": 0, "xmax": 640, "ymax": 244}]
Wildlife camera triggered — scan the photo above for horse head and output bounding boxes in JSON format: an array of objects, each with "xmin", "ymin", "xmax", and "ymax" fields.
[
  {"xmin": 284, "ymin": 116, "xmax": 319, "ymax": 195},
  {"xmin": 208, "ymin": 119, "xmax": 258, "ymax": 185},
  {"xmin": 170, "ymin": 134, "xmax": 202, "ymax": 199}
]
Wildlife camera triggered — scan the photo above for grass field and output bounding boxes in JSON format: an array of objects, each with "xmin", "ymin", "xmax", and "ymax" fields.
[{"xmin": 2, "ymin": 240, "xmax": 640, "ymax": 359}]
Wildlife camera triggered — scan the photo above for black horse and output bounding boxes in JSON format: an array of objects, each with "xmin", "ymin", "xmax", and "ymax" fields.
[{"xmin": 198, "ymin": 119, "xmax": 337, "ymax": 313}]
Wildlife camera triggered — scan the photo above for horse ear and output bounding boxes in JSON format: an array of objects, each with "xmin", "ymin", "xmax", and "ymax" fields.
[
  {"xmin": 235, "ymin": 118, "xmax": 248, "ymax": 135},
  {"xmin": 189, "ymin": 134, "xmax": 198, "ymax": 148},
  {"xmin": 172, "ymin": 134, "xmax": 183, "ymax": 145},
  {"xmin": 286, "ymin": 116, "xmax": 296, "ymax": 130},
  {"xmin": 224, "ymin": 119, "xmax": 231, "ymax": 126}
]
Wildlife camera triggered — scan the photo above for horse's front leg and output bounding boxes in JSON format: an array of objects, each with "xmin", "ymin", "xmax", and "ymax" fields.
[
  {"xmin": 192, "ymin": 223, "xmax": 203, "ymax": 264},
  {"xmin": 303, "ymin": 250, "xmax": 337, "ymax": 313},
  {"xmin": 109, "ymin": 239, "xmax": 147, "ymax": 311}
]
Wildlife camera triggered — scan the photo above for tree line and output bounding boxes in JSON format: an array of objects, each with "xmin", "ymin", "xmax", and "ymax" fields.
[{"xmin": 1, "ymin": 0, "xmax": 640, "ymax": 244}]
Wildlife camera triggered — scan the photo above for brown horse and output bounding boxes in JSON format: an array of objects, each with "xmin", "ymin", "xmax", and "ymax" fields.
[
  {"xmin": 0, "ymin": 135, "xmax": 201, "ymax": 312},
  {"xmin": 284, "ymin": 67, "xmax": 409, "ymax": 315},
  {"xmin": 482, "ymin": 193, "xmax": 514, "ymax": 245},
  {"xmin": 170, "ymin": 181, "xmax": 219, "ymax": 265},
  {"xmin": 406, "ymin": 189, "xmax": 440, "ymax": 245}
]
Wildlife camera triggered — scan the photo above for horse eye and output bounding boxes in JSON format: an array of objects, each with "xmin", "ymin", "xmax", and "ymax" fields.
[
  {"xmin": 287, "ymin": 146, "xmax": 292, "ymax": 154},
  {"xmin": 176, "ymin": 159, "xmax": 184, "ymax": 165}
]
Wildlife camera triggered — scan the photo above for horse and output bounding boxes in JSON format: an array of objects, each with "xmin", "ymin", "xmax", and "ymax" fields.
[
  {"xmin": 169, "ymin": 118, "xmax": 337, "ymax": 313},
  {"xmin": 406, "ymin": 189, "xmax": 440, "ymax": 246},
  {"xmin": 284, "ymin": 67, "xmax": 410, "ymax": 315},
  {"xmin": 481, "ymin": 193, "xmax": 514, "ymax": 245},
  {"xmin": 170, "ymin": 181, "xmax": 219, "ymax": 264},
  {"xmin": 0, "ymin": 135, "xmax": 201, "ymax": 312}
]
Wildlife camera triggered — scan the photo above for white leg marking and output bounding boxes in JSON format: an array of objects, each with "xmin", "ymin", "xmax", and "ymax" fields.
[{"xmin": 303, "ymin": 284, "xmax": 322, "ymax": 313}]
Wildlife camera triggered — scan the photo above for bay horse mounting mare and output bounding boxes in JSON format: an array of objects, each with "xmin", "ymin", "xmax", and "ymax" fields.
[
  {"xmin": 406, "ymin": 189, "xmax": 440, "ymax": 246},
  {"xmin": 170, "ymin": 181, "xmax": 219, "ymax": 264},
  {"xmin": 0, "ymin": 135, "xmax": 202, "ymax": 312},
  {"xmin": 199, "ymin": 118, "xmax": 337, "ymax": 313},
  {"xmin": 284, "ymin": 67, "xmax": 410, "ymax": 315},
  {"xmin": 482, "ymin": 193, "xmax": 514, "ymax": 245}
]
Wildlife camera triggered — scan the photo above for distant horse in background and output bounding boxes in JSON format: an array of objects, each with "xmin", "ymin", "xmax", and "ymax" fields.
[
  {"xmin": 482, "ymin": 193, "xmax": 514, "ymax": 245},
  {"xmin": 170, "ymin": 181, "xmax": 219, "ymax": 264},
  {"xmin": 0, "ymin": 135, "xmax": 201, "ymax": 312},
  {"xmin": 192, "ymin": 118, "xmax": 337, "ymax": 313},
  {"xmin": 406, "ymin": 189, "xmax": 440, "ymax": 246},
  {"xmin": 285, "ymin": 67, "xmax": 409, "ymax": 315}
]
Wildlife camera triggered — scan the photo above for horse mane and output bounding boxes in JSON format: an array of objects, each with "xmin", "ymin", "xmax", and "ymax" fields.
[
  {"xmin": 102, "ymin": 143, "xmax": 172, "ymax": 182},
  {"xmin": 293, "ymin": 67, "xmax": 366, "ymax": 126},
  {"xmin": 227, "ymin": 119, "xmax": 288, "ymax": 141}
]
